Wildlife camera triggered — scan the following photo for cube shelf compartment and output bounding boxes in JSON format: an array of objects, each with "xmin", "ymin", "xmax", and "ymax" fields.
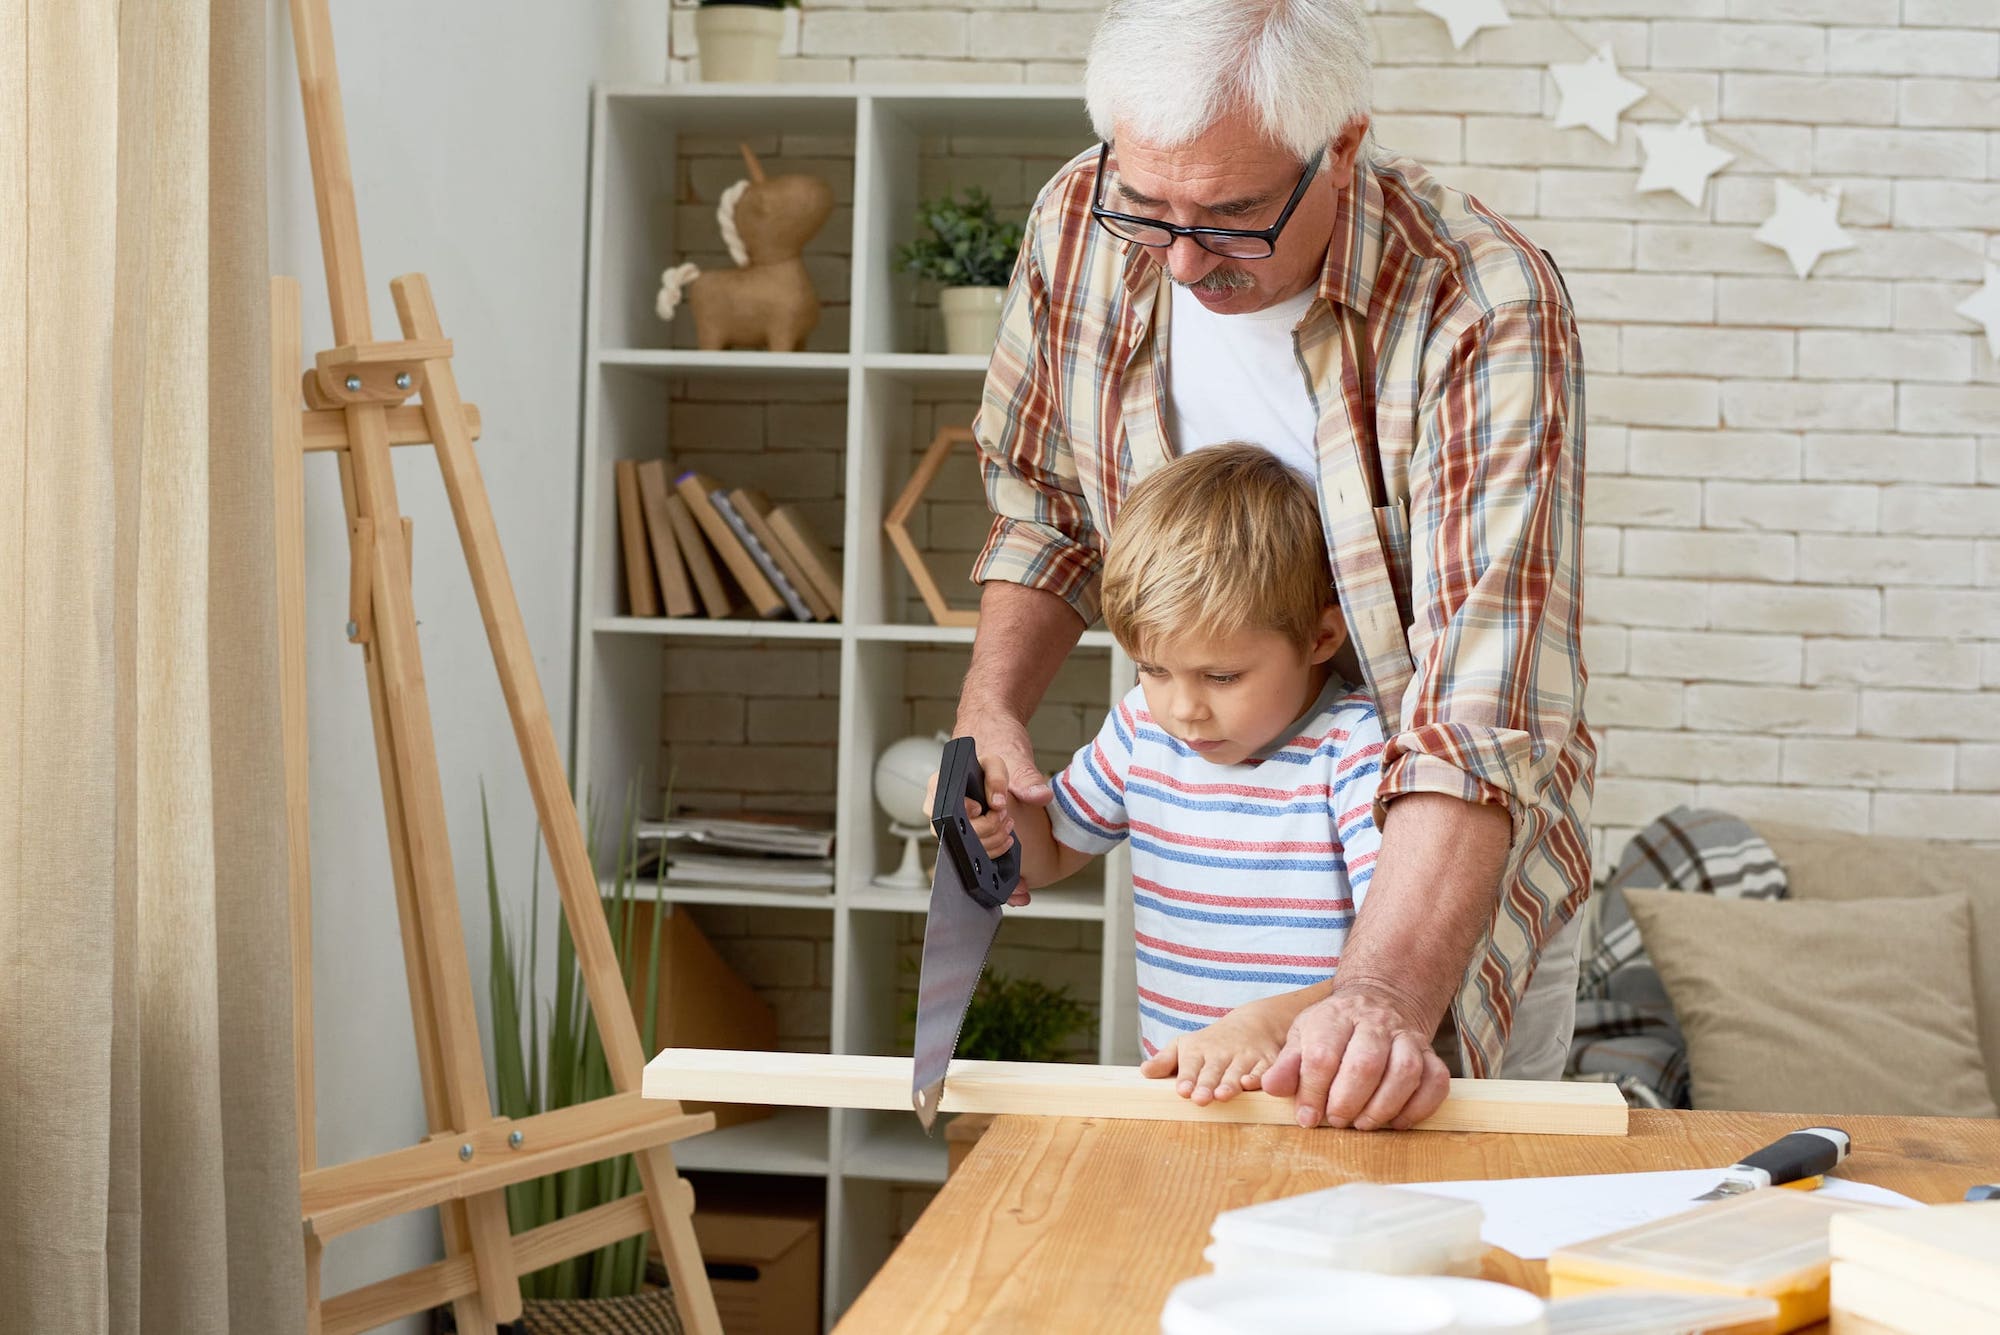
[{"xmin": 574, "ymin": 82, "xmax": 1138, "ymax": 1326}]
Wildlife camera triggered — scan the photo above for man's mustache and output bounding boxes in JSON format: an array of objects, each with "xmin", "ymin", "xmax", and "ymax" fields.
[{"xmin": 1177, "ymin": 266, "xmax": 1255, "ymax": 293}]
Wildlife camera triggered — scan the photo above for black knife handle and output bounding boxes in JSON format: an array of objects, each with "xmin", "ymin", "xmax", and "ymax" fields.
[
  {"xmin": 1736, "ymin": 1127, "xmax": 1850, "ymax": 1185},
  {"xmin": 930, "ymin": 736, "xmax": 1021, "ymax": 910}
]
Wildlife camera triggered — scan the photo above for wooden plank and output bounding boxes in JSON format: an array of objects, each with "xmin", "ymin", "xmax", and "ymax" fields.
[
  {"xmin": 301, "ymin": 401, "xmax": 481, "ymax": 452},
  {"xmin": 346, "ymin": 392, "xmax": 523, "ymax": 1322},
  {"xmin": 644, "ymin": 1048, "xmax": 1629, "ymax": 1137},
  {"xmin": 302, "ymin": 1095, "xmax": 713, "ymax": 1239},
  {"xmin": 331, "ymin": 450, "xmax": 493, "ymax": 1332},
  {"xmin": 393, "ymin": 274, "xmax": 724, "ymax": 1335},
  {"xmin": 272, "ymin": 277, "xmax": 316, "ymax": 1180},
  {"xmin": 835, "ymin": 1109, "xmax": 1998, "ymax": 1335},
  {"xmin": 287, "ymin": 0, "xmax": 372, "ymax": 343},
  {"xmin": 320, "ymin": 1191, "xmax": 673, "ymax": 1335},
  {"xmin": 317, "ymin": 337, "xmax": 452, "ymax": 368}
]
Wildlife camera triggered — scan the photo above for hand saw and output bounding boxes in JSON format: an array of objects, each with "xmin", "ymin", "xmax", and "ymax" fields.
[{"xmin": 911, "ymin": 737, "xmax": 1021, "ymax": 1132}]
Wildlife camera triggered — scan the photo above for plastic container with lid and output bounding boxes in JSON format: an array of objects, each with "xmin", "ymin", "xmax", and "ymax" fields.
[
  {"xmin": 1160, "ymin": 1267, "xmax": 1459, "ymax": 1335},
  {"xmin": 1544, "ymin": 1291, "xmax": 1781, "ymax": 1335},
  {"xmin": 1207, "ymin": 1182, "xmax": 1486, "ymax": 1277},
  {"xmin": 1545, "ymin": 1188, "xmax": 1882, "ymax": 1333},
  {"xmin": 1404, "ymin": 1276, "xmax": 1550, "ymax": 1334}
]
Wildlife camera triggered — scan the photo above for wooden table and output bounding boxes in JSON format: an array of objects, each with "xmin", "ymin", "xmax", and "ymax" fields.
[{"xmin": 836, "ymin": 1110, "xmax": 2000, "ymax": 1334}]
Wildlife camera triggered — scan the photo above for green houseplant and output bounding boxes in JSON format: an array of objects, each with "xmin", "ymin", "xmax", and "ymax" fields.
[
  {"xmin": 467, "ymin": 784, "xmax": 683, "ymax": 1331},
  {"xmin": 955, "ymin": 969, "xmax": 1094, "ymax": 1063},
  {"xmin": 694, "ymin": 0, "xmax": 799, "ymax": 84},
  {"xmin": 894, "ymin": 187, "xmax": 1025, "ymax": 356},
  {"xmin": 899, "ymin": 958, "xmax": 1094, "ymax": 1064}
]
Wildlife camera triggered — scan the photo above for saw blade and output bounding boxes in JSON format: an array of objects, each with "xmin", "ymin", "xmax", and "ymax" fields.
[{"xmin": 910, "ymin": 847, "xmax": 1002, "ymax": 1132}]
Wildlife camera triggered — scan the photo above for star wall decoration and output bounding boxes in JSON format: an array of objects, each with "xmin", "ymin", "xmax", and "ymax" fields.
[
  {"xmin": 1416, "ymin": 0, "xmax": 1511, "ymax": 51},
  {"xmin": 1550, "ymin": 43, "xmax": 1647, "ymax": 145},
  {"xmin": 1635, "ymin": 112, "xmax": 1734, "ymax": 209},
  {"xmin": 1957, "ymin": 263, "xmax": 2000, "ymax": 362},
  {"xmin": 1753, "ymin": 181, "xmax": 1855, "ymax": 279}
]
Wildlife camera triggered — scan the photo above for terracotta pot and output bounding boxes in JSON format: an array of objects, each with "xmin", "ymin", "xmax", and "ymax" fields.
[
  {"xmin": 695, "ymin": 4, "xmax": 784, "ymax": 83},
  {"xmin": 939, "ymin": 285, "xmax": 1005, "ymax": 357}
]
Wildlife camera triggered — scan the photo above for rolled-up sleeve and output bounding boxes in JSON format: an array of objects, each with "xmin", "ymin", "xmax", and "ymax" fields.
[
  {"xmin": 1378, "ymin": 298, "xmax": 1588, "ymax": 831},
  {"xmin": 969, "ymin": 207, "xmax": 1106, "ymax": 626}
]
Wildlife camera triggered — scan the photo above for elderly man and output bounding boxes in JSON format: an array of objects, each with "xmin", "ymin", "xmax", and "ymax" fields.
[{"xmin": 954, "ymin": 0, "xmax": 1595, "ymax": 1131}]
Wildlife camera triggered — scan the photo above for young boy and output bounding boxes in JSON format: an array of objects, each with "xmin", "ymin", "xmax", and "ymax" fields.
[{"xmin": 968, "ymin": 443, "xmax": 1385, "ymax": 1107}]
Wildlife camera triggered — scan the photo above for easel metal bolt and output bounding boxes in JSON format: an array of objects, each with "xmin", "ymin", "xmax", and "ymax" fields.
[
  {"xmin": 458, "ymin": 1143, "xmax": 474, "ymax": 1162},
  {"xmin": 509, "ymin": 1131, "xmax": 525, "ymax": 1149},
  {"xmin": 345, "ymin": 620, "xmax": 359, "ymax": 638},
  {"xmin": 344, "ymin": 375, "xmax": 362, "ymax": 392},
  {"xmin": 396, "ymin": 372, "xmax": 413, "ymax": 390}
]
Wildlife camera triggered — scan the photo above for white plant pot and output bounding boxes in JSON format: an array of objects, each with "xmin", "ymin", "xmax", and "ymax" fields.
[
  {"xmin": 939, "ymin": 286, "xmax": 1005, "ymax": 358},
  {"xmin": 695, "ymin": 5, "xmax": 784, "ymax": 83}
]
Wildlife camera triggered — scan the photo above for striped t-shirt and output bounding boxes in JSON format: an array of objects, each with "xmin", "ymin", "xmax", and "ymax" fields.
[{"xmin": 1049, "ymin": 678, "xmax": 1386, "ymax": 1058}]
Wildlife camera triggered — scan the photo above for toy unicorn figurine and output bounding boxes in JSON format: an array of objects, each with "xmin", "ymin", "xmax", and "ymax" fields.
[{"xmin": 656, "ymin": 143, "xmax": 835, "ymax": 353}]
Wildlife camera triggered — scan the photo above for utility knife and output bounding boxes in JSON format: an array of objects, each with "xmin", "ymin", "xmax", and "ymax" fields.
[
  {"xmin": 1692, "ymin": 1126, "xmax": 1851, "ymax": 1200},
  {"xmin": 909, "ymin": 737, "xmax": 1021, "ymax": 1133}
]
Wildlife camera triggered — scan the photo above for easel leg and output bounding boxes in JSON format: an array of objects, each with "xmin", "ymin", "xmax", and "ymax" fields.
[
  {"xmin": 393, "ymin": 275, "xmax": 722, "ymax": 1335},
  {"xmin": 276, "ymin": 277, "xmax": 327, "ymax": 1335},
  {"xmin": 344, "ymin": 412, "xmax": 520, "ymax": 1326}
]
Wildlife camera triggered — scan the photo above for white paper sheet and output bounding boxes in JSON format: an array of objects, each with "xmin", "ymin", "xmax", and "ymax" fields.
[{"xmin": 1397, "ymin": 1169, "xmax": 1920, "ymax": 1260}]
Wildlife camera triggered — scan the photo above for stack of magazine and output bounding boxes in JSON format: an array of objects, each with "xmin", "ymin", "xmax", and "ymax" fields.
[{"xmin": 636, "ymin": 813, "xmax": 835, "ymax": 893}]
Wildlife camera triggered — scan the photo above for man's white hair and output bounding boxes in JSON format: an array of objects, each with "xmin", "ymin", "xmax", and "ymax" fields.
[{"xmin": 1084, "ymin": 0, "xmax": 1374, "ymax": 161}]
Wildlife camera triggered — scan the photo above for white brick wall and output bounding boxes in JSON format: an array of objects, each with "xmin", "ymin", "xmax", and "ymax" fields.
[{"xmin": 659, "ymin": 0, "xmax": 2000, "ymax": 891}]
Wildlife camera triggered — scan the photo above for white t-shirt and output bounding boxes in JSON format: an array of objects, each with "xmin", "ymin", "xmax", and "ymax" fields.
[{"xmin": 1166, "ymin": 282, "xmax": 1320, "ymax": 478}]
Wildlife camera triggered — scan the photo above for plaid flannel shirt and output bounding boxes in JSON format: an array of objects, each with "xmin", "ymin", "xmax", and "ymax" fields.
[{"xmin": 971, "ymin": 146, "xmax": 1597, "ymax": 1077}]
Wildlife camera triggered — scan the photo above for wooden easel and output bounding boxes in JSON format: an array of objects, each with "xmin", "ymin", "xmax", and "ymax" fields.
[{"xmin": 274, "ymin": 3, "xmax": 722, "ymax": 1331}]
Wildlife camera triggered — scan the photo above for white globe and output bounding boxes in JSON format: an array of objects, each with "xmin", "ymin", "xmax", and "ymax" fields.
[{"xmin": 874, "ymin": 734, "xmax": 948, "ymax": 827}]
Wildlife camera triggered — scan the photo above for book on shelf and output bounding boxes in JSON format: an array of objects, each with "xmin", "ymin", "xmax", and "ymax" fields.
[
  {"xmin": 765, "ymin": 504, "xmax": 843, "ymax": 615},
  {"xmin": 663, "ymin": 490, "xmax": 733, "ymax": 618},
  {"xmin": 712, "ymin": 489, "xmax": 816, "ymax": 622},
  {"xmin": 635, "ymin": 459, "xmax": 697, "ymax": 617},
  {"xmin": 675, "ymin": 469, "xmax": 787, "ymax": 619},
  {"xmin": 732, "ymin": 488, "xmax": 835, "ymax": 621},
  {"xmin": 613, "ymin": 460, "xmax": 660, "ymax": 617},
  {"xmin": 637, "ymin": 813, "xmax": 835, "ymax": 859},
  {"xmin": 657, "ymin": 851, "xmax": 834, "ymax": 892}
]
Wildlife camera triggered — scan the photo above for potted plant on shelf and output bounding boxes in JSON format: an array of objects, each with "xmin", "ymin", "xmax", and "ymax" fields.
[
  {"xmin": 694, "ymin": 0, "xmax": 797, "ymax": 84},
  {"xmin": 894, "ymin": 187, "xmax": 1026, "ymax": 357}
]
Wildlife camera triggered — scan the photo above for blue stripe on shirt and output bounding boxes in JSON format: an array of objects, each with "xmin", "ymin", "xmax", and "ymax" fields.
[
  {"xmin": 1135, "ymin": 947, "xmax": 1331, "ymax": 989},
  {"xmin": 1133, "ymin": 890, "xmax": 1352, "ymax": 932}
]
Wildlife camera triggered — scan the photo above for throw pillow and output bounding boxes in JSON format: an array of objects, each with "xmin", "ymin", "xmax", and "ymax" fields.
[
  {"xmin": 1757, "ymin": 822, "xmax": 2000, "ymax": 1110},
  {"xmin": 1623, "ymin": 889, "xmax": 1997, "ymax": 1118}
]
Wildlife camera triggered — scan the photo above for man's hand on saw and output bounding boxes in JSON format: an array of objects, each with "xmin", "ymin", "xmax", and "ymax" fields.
[{"xmin": 926, "ymin": 711, "xmax": 1051, "ymax": 906}]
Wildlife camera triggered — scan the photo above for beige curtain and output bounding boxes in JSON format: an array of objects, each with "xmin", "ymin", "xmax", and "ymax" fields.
[{"xmin": 1, "ymin": 1, "xmax": 304, "ymax": 1332}]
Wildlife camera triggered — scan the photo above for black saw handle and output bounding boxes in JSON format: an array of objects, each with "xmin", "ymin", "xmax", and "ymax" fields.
[{"xmin": 930, "ymin": 736, "xmax": 1022, "ymax": 911}]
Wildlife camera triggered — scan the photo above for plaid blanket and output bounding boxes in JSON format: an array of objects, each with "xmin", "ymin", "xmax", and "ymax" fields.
[{"xmin": 1567, "ymin": 807, "xmax": 1787, "ymax": 1108}]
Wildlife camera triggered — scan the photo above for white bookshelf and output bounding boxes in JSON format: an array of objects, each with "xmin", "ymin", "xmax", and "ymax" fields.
[{"xmin": 572, "ymin": 83, "xmax": 1139, "ymax": 1326}]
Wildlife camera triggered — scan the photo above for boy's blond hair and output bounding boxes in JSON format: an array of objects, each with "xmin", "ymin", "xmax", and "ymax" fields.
[{"xmin": 1102, "ymin": 443, "xmax": 1335, "ymax": 658}]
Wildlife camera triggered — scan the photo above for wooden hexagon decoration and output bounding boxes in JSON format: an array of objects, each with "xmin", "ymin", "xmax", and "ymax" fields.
[{"xmin": 884, "ymin": 425, "xmax": 982, "ymax": 628}]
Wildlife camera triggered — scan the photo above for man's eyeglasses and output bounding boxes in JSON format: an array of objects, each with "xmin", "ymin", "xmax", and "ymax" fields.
[{"xmin": 1089, "ymin": 141, "xmax": 1326, "ymax": 260}]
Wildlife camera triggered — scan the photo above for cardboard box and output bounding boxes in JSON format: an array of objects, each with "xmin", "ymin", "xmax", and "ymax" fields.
[
  {"xmin": 691, "ymin": 1205, "xmax": 821, "ymax": 1335},
  {"xmin": 616, "ymin": 900, "xmax": 777, "ymax": 1130}
]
